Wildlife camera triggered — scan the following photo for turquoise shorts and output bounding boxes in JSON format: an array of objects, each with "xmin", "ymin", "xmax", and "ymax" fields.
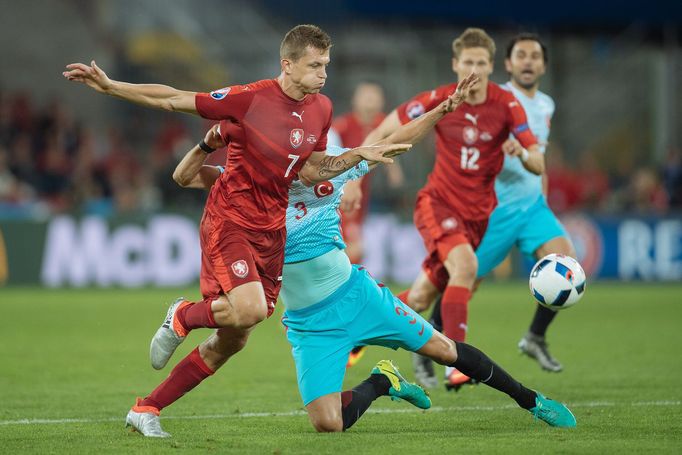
[
  {"xmin": 476, "ymin": 196, "xmax": 568, "ymax": 278},
  {"xmin": 282, "ymin": 265, "xmax": 434, "ymax": 405}
]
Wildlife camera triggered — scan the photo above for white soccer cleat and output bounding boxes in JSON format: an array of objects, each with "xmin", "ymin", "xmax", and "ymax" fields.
[
  {"xmin": 411, "ymin": 352, "xmax": 439, "ymax": 389},
  {"xmin": 150, "ymin": 298, "xmax": 190, "ymax": 370},
  {"xmin": 518, "ymin": 333, "xmax": 563, "ymax": 372},
  {"xmin": 125, "ymin": 399, "xmax": 170, "ymax": 438}
]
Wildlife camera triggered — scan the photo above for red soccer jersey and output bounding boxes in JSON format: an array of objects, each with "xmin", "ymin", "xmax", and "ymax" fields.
[
  {"xmin": 396, "ymin": 82, "xmax": 537, "ymax": 221},
  {"xmin": 195, "ymin": 79, "xmax": 332, "ymax": 230}
]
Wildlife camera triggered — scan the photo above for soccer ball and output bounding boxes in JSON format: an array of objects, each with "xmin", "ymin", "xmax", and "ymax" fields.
[{"xmin": 529, "ymin": 254, "xmax": 586, "ymax": 310}]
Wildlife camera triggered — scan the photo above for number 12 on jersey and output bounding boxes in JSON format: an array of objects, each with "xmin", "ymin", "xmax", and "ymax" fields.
[{"xmin": 460, "ymin": 146, "xmax": 480, "ymax": 170}]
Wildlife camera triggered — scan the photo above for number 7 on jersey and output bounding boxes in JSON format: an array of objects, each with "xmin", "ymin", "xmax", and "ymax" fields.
[{"xmin": 285, "ymin": 154, "xmax": 300, "ymax": 178}]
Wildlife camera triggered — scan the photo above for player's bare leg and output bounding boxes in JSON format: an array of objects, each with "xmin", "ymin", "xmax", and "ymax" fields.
[
  {"xmin": 398, "ymin": 270, "xmax": 441, "ymax": 388},
  {"xmin": 414, "ymin": 330, "xmax": 576, "ymax": 427},
  {"xmin": 400, "ymin": 269, "xmax": 440, "ymax": 313},
  {"xmin": 306, "ymin": 393, "xmax": 344, "ymax": 432},
  {"xmin": 150, "ymin": 282, "xmax": 267, "ymax": 370},
  {"xmin": 211, "ymin": 282, "xmax": 269, "ymax": 329},
  {"xmin": 535, "ymin": 236, "xmax": 576, "ymax": 262},
  {"xmin": 198, "ymin": 325, "xmax": 253, "ymax": 371},
  {"xmin": 129, "ymin": 326, "xmax": 251, "ymax": 437},
  {"xmin": 441, "ymin": 243, "xmax": 478, "ymax": 389},
  {"xmin": 520, "ymin": 236, "xmax": 576, "ymax": 372},
  {"xmin": 306, "ymin": 361, "xmax": 430, "ymax": 433}
]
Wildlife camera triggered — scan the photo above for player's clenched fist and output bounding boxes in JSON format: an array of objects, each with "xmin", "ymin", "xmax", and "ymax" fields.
[
  {"xmin": 501, "ymin": 137, "xmax": 523, "ymax": 156},
  {"xmin": 203, "ymin": 124, "xmax": 226, "ymax": 150}
]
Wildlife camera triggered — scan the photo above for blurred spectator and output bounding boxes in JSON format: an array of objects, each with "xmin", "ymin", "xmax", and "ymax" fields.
[
  {"xmin": 0, "ymin": 145, "xmax": 35, "ymax": 204},
  {"xmin": 9, "ymin": 92, "xmax": 33, "ymax": 135},
  {"xmin": 0, "ymin": 85, "xmax": 676, "ymax": 220},
  {"xmin": 151, "ymin": 116, "xmax": 189, "ymax": 172},
  {"xmin": 8, "ymin": 133, "xmax": 38, "ymax": 188},
  {"xmin": 619, "ymin": 168, "xmax": 669, "ymax": 214},
  {"xmin": 36, "ymin": 130, "xmax": 72, "ymax": 210},
  {"xmin": 0, "ymin": 91, "xmax": 12, "ymax": 146},
  {"xmin": 575, "ymin": 152, "xmax": 610, "ymax": 211},
  {"xmin": 661, "ymin": 146, "xmax": 682, "ymax": 208},
  {"xmin": 545, "ymin": 144, "xmax": 581, "ymax": 213}
]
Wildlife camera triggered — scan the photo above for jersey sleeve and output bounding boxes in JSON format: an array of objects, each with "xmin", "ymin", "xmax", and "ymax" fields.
[
  {"xmin": 505, "ymin": 93, "xmax": 538, "ymax": 149},
  {"xmin": 396, "ymin": 86, "xmax": 449, "ymax": 125},
  {"xmin": 346, "ymin": 161, "xmax": 370, "ymax": 181},
  {"xmin": 195, "ymin": 84, "xmax": 256, "ymax": 121}
]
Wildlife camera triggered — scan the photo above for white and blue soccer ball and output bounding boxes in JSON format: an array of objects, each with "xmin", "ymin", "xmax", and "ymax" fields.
[{"xmin": 529, "ymin": 254, "xmax": 586, "ymax": 310}]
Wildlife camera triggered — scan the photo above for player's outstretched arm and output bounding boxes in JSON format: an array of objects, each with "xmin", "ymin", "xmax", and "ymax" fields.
[
  {"xmin": 362, "ymin": 72, "xmax": 479, "ymax": 149},
  {"xmin": 173, "ymin": 125, "xmax": 226, "ymax": 189},
  {"xmin": 298, "ymin": 143, "xmax": 411, "ymax": 186},
  {"xmin": 362, "ymin": 110, "xmax": 402, "ymax": 147},
  {"xmin": 380, "ymin": 72, "xmax": 479, "ymax": 148},
  {"xmin": 502, "ymin": 139, "xmax": 545, "ymax": 175},
  {"xmin": 63, "ymin": 61, "xmax": 198, "ymax": 114}
]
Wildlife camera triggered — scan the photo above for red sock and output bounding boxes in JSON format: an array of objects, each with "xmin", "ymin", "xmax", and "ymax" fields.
[
  {"xmin": 177, "ymin": 298, "xmax": 219, "ymax": 332},
  {"xmin": 397, "ymin": 290, "xmax": 410, "ymax": 305},
  {"xmin": 441, "ymin": 286, "xmax": 472, "ymax": 342},
  {"xmin": 139, "ymin": 347, "xmax": 214, "ymax": 411}
]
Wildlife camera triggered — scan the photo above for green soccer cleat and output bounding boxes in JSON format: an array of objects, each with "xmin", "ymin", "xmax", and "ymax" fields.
[
  {"xmin": 372, "ymin": 360, "xmax": 431, "ymax": 410},
  {"xmin": 529, "ymin": 392, "xmax": 577, "ymax": 428}
]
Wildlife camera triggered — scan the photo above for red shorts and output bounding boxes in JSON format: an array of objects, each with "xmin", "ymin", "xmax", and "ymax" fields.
[
  {"xmin": 413, "ymin": 192, "xmax": 488, "ymax": 292},
  {"xmin": 199, "ymin": 212, "xmax": 285, "ymax": 317}
]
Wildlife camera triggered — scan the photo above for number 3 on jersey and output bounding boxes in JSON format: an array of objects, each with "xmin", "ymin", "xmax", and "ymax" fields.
[
  {"xmin": 294, "ymin": 201, "xmax": 307, "ymax": 219},
  {"xmin": 460, "ymin": 146, "xmax": 480, "ymax": 170}
]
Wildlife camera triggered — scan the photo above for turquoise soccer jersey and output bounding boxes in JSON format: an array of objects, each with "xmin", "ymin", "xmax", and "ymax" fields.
[
  {"xmin": 284, "ymin": 145, "xmax": 369, "ymax": 264},
  {"xmin": 495, "ymin": 82, "xmax": 555, "ymax": 210}
]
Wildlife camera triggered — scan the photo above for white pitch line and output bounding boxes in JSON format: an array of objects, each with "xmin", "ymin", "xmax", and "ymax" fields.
[{"xmin": 0, "ymin": 400, "xmax": 679, "ymax": 427}]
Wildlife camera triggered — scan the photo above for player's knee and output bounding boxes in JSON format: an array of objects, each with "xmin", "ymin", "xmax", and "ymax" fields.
[
  {"xmin": 411, "ymin": 296, "xmax": 430, "ymax": 313},
  {"xmin": 311, "ymin": 415, "xmax": 343, "ymax": 433},
  {"xmin": 408, "ymin": 287, "xmax": 436, "ymax": 312},
  {"xmin": 445, "ymin": 255, "xmax": 478, "ymax": 285},
  {"xmin": 237, "ymin": 301, "xmax": 268, "ymax": 328}
]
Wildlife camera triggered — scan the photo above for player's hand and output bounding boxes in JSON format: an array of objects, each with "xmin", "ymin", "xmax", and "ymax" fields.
[
  {"xmin": 63, "ymin": 60, "xmax": 113, "ymax": 93},
  {"xmin": 204, "ymin": 124, "xmax": 226, "ymax": 150},
  {"xmin": 340, "ymin": 179, "xmax": 362, "ymax": 214},
  {"xmin": 502, "ymin": 138, "xmax": 523, "ymax": 156},
  {"xmin": 442, "ymin": 71, "xmax": 479, "ymax": 113},
  {"xmin": 354, "ymin": 143, "xmax": 412, "ymax": 164}
]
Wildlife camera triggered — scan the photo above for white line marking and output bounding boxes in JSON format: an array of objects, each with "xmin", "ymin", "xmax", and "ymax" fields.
[{"xmin": 0, "ymin": 400, "xmax": 679, "ymax": 427}]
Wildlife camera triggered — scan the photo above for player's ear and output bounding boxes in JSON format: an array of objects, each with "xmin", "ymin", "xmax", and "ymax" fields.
[
  {"xmin": 281, "ymin": 58, "xmax": 292, "ymax": 75},
  {"xmin": 504, "ymin": 58, "xmax": 512, "ymax": 74},
  {"xmin": 451, "ymin": 57, "xmax": 458, "ymax": 74}
]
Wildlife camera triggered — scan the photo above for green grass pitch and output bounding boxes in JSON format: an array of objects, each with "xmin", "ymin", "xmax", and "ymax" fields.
[{"xmin": 1, "ymin": 282, "xmax": 681, "ymax": 453}]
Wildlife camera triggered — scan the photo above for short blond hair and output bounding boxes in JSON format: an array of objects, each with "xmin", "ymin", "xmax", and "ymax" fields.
[
  {"xmin": 280, "ymin": 24, "xmax": 332, "ymax": 61},
  {"xmin": 452, "ymin": 28, "xmax": 496, "ymax": 60}
]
